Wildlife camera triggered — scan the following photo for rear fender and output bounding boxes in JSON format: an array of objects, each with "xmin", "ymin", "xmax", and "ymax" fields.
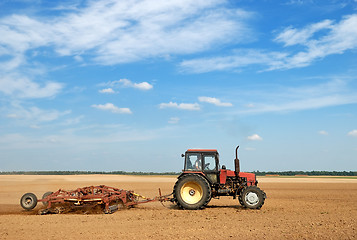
[{"xmin": 178, "ymin": 171, "xmax": 211, "ymax": 184}]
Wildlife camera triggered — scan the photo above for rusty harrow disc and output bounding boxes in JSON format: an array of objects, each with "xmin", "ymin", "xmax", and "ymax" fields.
[{"xmin": 20, "ymin": 185, "xmax": 173, "ymax": 215}]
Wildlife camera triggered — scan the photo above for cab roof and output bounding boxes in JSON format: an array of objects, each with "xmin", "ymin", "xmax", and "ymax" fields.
[{"xmin": 186, "ymin": 149, "xmax": 218, "ymax": 153}]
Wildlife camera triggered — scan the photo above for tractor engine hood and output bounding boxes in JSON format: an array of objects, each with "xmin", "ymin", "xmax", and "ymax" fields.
[{"xmin": 239, "ymin": 172, "xmax": 257, "ymax": 185}]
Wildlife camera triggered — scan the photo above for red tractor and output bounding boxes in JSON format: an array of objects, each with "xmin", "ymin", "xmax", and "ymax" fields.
[{"xmin": 172, "ymin": 146, "xmax": 266, "ymax": 210}]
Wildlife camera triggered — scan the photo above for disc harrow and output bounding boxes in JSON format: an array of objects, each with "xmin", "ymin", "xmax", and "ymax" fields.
[{"xmin": 20, "ymin": 185, "xmax": 172, "ymax": 215}]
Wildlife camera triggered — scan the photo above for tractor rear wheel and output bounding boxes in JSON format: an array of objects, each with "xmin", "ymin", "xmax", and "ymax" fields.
[
  {"xmin": 240, "ymin": 186, "xmax": 265, "ymax": 209},
  {"xmin": 20, "ymin": 193, "xmax": 38, "ymax": 210},
  {"xmin": 173, "ymin": 174, "xmax": 211, "ymax": 210}
]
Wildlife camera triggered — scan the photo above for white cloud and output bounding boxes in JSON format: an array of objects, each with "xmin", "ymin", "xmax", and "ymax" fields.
[
  {"xmin": 0, "ymin": 0, "xmax": 252, "ymax": 105},
  {"xmin": 159, "ymin": 101, "xmax": 200, "ymax": 111},
  {"xmin": 0, "ymin": 74, "xmax": 63, "ymax": 98},
  {"xmin": 0, "ymin": 123, "xmax": 176, "ymax": 152},
  {"xmin": 247, "ymin": 134, "xmax": 263, "ymax": 141},
  {"xmin": 198, "ymin": 96, "xmax": 233, "ymax": 107},
  {"xmin": 99, "ymin": 88, "xmax": 115, "ymax": 94},
  {"xmin": 133, "ymin": 82, "xmax": 153, "ymax": 91},
  {"xmin": 62, "ymin": 116, "xmax": 84, "ymax": 125},
  {"xmin": 91, "ymin": 103, "xmax": 132, "ymax": 114},
  {"xmin": 0, "ymin": 0, "xmax": 253, "ymax": 65},
  {"xmin": 100, "ymin": 79, "xmax": 153, "ymax": 91},
  {"xmin": 245, "ymin": 103, "xmax": 255, "ymax": 108},
  {"xmin": 347, "ymin": 130, "xmax": 357, "ymax": 137},
  {"xmin": 270, "ymin": 14, "xmax": 357, "ymax": 70},
  {"xmin": 237, "ymin": 79, "xmax": 357, "ymax": 114},
  {"xmin": 244, "ymin": 147, "xmax": 256, "ymax": 151},
  {"xmin": 168, "ymin": 117, "xmax": 180, "ymax": 124},
  {"xmin": 0, "ymin": 54, "xmax": 26, "ymax": 72},
  {"xmin": 180, "ymin": 49, "xmax": 287, "ymax": 73},
  {"xmin": 274, "ymin": 19, "xmax": 333, "ymax": 47},
  {"xmin": 74, "ymin": 55, "xmax": 83, "ymax": 62},
  {"xmin": 6, "ymin": 113, "xmax": 20, "ymax": 119},
  {"xmin": 180, "ymin": 14, "xmax": 357, "ymax": 73},
  {"xmin": 248, "ymin": 95, "xmax": 357, "ymax": 114},
  {"xmin": 318, "ymin": 130, "xmax": 328, "ymax": 135},
  {"xmin": 118, "ymin": 79, "xmax": 153, "ymax": 91},
  {"xmin": 6, "ymin": 105, "xmax": 71, "ymax": 122}
]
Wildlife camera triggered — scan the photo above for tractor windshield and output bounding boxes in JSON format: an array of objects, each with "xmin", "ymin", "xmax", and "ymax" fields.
[{"xmin": 185, "ymin": 153, "xmax": 201, "ymax": 171}]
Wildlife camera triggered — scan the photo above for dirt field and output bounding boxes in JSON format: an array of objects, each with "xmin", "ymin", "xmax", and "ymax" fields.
[{"xmin": 0, "ymin": 175, "xmax": 356, "ymax": 239}]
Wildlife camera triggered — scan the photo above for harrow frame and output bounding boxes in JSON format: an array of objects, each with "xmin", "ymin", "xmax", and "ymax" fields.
[{"xmin": 20, "ymin": 185, "xmax": 172, "ymax": 214}]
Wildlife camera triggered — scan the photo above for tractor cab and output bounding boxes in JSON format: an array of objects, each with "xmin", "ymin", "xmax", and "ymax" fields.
[{"xmin": 183, "ymin": 149, "xmax": 220, "ymax": 183}]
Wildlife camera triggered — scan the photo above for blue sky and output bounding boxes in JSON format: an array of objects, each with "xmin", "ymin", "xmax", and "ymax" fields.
[{"xmin": 0, "ymin": 0, "xmax": 356, "ymax": 172}]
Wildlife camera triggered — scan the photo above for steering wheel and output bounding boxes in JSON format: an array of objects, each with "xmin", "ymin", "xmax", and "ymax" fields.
[{"xmin": 204, "ymin": 163, "xmax": 210, "ymax": 170}]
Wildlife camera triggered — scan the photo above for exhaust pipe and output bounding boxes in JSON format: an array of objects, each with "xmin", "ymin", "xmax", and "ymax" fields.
[{"xmin": 234, "ymin": 145, "xmax": 240, "ymax": 175}]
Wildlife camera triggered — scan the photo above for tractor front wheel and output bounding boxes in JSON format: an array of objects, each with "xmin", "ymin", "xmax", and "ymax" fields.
[
  {"xmin": 239, "ymin": 186, "xmax": 265, "ymax": 209},
  {"xmin": 173, "ymin": 174, "xmax": 211, "ymax": 210}
]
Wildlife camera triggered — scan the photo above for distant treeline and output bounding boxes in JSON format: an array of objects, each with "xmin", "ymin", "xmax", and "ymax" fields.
[
  {"xmin": 0, "ymin": 171, "xmax": 180, "ymax": 175},
  {"xmin": 252, "ymin": 171, "xmax": 357, "ymax": 176},
  {"xmin": 0, "ymin": 170, "xmax": 356, "ymax": 176}
]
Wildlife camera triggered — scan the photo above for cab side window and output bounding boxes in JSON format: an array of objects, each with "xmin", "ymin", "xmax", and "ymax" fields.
[{"xmin": 203, "ymin": 155, "xmax": 216, "ymax": 171}]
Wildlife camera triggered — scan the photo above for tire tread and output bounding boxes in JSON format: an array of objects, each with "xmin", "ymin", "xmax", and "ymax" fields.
[
  {"xmin": 239, "ymin": 186, "xmax": 266, "ymax": 209},
  {"xmin": 173, "ymin": 174, "xmax": 211, "ymax": 210}
]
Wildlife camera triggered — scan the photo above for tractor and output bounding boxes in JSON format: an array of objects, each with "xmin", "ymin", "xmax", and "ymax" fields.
[
  {"xmin": 19, "ymin": 145, "xmax": 266, "ymax": 214},
  {"xmin": 172, "ymin": 146, "xmax": 266, "ymax": 210}
]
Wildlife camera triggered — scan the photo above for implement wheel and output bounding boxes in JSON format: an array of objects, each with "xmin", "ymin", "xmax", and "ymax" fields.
[
  {"xmin": 173, "ymin": 174, "xmax": 211, "ymax": 210},
  {"xmin": 42, "ymin": 191, "xmax": 53, "ymax": 206},
  {"xmin": 20, "ymin": 193, "xmax": 38, "ymax": 210},
  {"xmin": 240, "ymin": 186, "xmax": 265, "ymax": 209}
]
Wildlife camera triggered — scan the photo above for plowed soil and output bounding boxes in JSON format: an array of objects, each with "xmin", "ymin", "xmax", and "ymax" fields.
[{"xmin": 0, "ymin": 175, "xmax": 356, "ymax": 239}]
